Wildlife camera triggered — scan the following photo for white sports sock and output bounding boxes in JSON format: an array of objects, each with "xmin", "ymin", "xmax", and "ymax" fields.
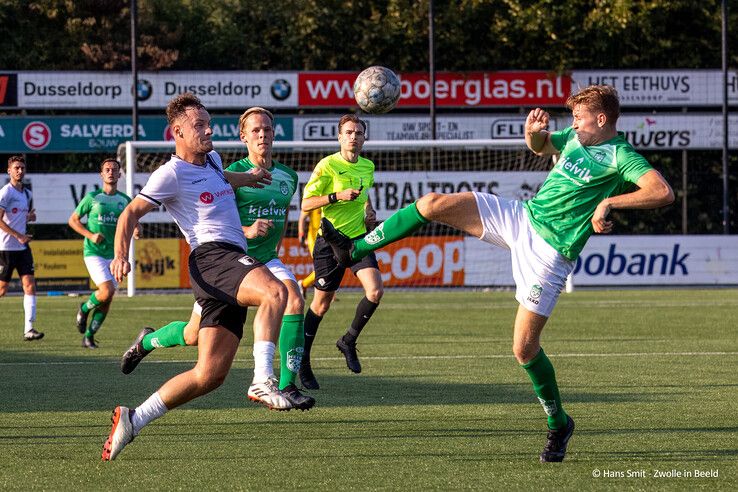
[
  {"xmin": 252, "ymin": 341, "xmax": 276, "ymax": 383},
  {"xmin": 131, "ymin": 391, "xmax": 168, "ymax": 436},
  {"xmin": 23, "ymin": 294, "xmax": 36, "ymax": 333}
]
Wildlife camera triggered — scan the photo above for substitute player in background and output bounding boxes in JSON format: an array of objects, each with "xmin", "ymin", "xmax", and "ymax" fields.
[
  {"xmin": 119, "ymin": 107, "xmax": 314, "ymax": 410},
  {"xmin": 321, "ymin": 85, "xmax": 674, "ymax": 462},
  {"xmin": 0, "ymin": 156, "xmax": 41, "ymax": 341},
  {"xmin": 69, "ymin": 158, "xmax": 135, "ymax": 349},
  {"xmin": 299, "ymin": 114, "xmax": 382, "ymax": 389},
  {"xmin": 102, "ymin": 93, "xmax": 287, "ymax": 461},
  {"xmin": 297, "ymin": 208, "xmax": 321, "ymax": 297}
]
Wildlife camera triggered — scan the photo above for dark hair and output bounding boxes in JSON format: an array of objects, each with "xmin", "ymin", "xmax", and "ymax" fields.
[
  {"xmin": 566, "ymin": 85, "xmax": 620, "ymax": 125},
  {"xmin": 337, "ymin": 114, "xmax": 367, "ymax": 134},
  {"xmin": 8, "ymin": 155, "xmax": 25, "ymax": 168},
  {"xmin": 100, "ymin": 158, "xmax": 121, "ymax": 172},
  {"xmin": 166, "ymin": 92, "xmax": 205, "ymax": 127}
]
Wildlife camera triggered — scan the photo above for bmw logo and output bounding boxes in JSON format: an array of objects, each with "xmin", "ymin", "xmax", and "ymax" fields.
[
  {"xmin": 136, "ymin": 79, "xmax": 153, "ymax": 101},
  {"xmin": 271, "ymin": 79, "xmax": 291, "ymax": 101}
]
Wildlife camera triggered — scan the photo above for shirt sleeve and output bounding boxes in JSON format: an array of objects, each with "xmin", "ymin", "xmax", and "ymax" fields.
[
  {"xmin": 74, "ymin": 193, "xmax": 93, "ymax": 217},
  {"xmin": 548, "ymin": 126, "xmax": 574, "ymax": 152},
  {"xmin": 138, "ymin": 165, "xmax": 178, "ymax": 206},
  {"xmin": 617, "ymin": 145, "xmax": 653, "ymax": 184},
  {"xmin": 0, "ymin": 187, "xmax": 10, "ymax": 211},
  {"xmin": 303, "ymin": 160, "xmax": 332, "ymax": 199}
]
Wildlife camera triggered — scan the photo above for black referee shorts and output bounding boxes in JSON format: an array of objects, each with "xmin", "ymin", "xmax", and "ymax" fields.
[
  {"xmin": 188, "ymin": 241, "xmax": 262, "ymax": 339},
  {"xmin": 312, "ymin": 235, "xmax": 378, "ymax": 292}
]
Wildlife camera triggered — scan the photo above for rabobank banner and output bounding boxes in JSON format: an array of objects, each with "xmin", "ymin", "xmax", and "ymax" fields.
[{"xmin": 464, "ymin": 236, "xmax": 738, "ymax": 286}]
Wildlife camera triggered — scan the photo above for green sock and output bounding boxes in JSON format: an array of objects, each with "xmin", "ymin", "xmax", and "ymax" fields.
[
  {"xmin": 522, "ymin": 348, "xmax": 568, "ymax": 430},
  {"xmin": 278, "ymin": 314, "xmax": 304, "ymax": 390},
  {"xmin": 142, "ymin": 321, "xmax": 187, "ymax": 351},
  {"xmin": 81, "ymin": 292, "xmax": 102, "ymax": 314},
  {"xmin": 85, "ymin": 309, "xmax": 107, "ymax": 337},
  {"xmin": 352, "ymin": 202, "xmax": 429, "ymax": 260}
]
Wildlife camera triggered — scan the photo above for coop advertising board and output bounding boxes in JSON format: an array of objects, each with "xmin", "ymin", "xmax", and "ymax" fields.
[
  {"xmin": 15, "ymin": 72, "xmax": 298, "ymax": 109},
  {"xmin": 464, "ymin": 236, "xmax": 738, "ymax": 286},
  {"xmin": 0, "ymin": 115, "xmax": 293, "ymax": 152}
]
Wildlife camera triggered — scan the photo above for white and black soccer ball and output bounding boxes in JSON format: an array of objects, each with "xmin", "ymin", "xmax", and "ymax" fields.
[{"xmin": 353, "ymin": 66, "xmax": 401, "ymax": 114}]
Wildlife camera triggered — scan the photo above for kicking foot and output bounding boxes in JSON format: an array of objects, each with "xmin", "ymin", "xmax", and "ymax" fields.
[
  {"xmin": 336, "ymin": 336, "xmax": 361, "ymax": 373},
  {"xmin": 120, "ymin": 327, "xmax": 154, "ymax": 374},
  {"xmin": 247, "ymin": 378, "xmax": 292, "ymax": 411},
  {"xmin": 101, "ymin": 406, "xmax": 135, "ymax": 461}
]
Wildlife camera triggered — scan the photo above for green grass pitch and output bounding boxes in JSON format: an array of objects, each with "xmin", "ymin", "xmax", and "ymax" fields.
[{"xmin": 0, "ymin": 289, "xmax": 736, "ymax": 490}]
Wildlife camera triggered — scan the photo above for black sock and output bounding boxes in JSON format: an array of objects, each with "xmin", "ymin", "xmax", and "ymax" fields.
[
  {"xmin": 344, "ymin": 297, "xmax": 379, "ymax": 344},
  {"xmin": 302, "ymin": 308, "xmax": 323, "ymax": 362}
]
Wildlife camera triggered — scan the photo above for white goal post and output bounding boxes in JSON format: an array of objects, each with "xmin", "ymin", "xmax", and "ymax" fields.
[{"xmin": 121, "ymin": 139, "xmax": 555, "ymax": 296}]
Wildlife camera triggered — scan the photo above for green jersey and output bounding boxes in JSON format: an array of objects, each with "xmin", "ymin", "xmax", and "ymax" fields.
[
  {"xmin": 524, "ymin": 127, "xmax": 653, "ymax": 260},
  {"xmin": 74, "ymin": 189, "xmax": 132, "ymax": 259},
  {"xmin": 226, "ymin": 157, "xmax": 299, "ymax": 263},
  {"xmin": 303, "ymin": 152, "xmax": 375, "ymax": 238}
]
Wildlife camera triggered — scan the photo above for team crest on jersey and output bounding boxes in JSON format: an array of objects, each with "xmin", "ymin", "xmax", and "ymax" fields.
[
  {"xmin": 118, "ymin": 202, "xmax": 125, "ymax": 210},
  {"xmin": 527, "ymin": 284, "xmax": 543, "ymax": 305},
  {"xmin": 238, "ymin": 256, "xmax": 256, "ymax": 266},
  {"xmin": 364, "ymin": 225, "xmax": 385, "ymax": 245},
  {"xmin": 593, "ymin": 151, "xmax": 605, "ymax": 162},
  {"xmin": 280, "ymin": 181, "xmax": 289, "ymax": 195},
  {"xmin": 286, "ymin": 347, "xmax": 304, "ymax": 372}
]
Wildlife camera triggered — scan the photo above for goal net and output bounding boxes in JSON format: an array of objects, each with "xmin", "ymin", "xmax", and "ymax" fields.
[{"xmin": 119, "ymin": 139, "xmax": 552, "ymax": 295}]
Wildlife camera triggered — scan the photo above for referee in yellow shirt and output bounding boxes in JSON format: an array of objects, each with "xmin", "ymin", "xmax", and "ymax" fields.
[{"xmin": 299, "ymin": 114, "xmax": 382, "ymax": 389}]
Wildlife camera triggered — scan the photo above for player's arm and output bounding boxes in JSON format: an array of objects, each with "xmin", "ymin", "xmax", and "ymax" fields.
[
  {"xmin": 297, "ymin": 210, "xmax": 309, "ymax": 247},
  {"xmin": 224, "ymin": 169, "xmax": 272, "ymax": 190},
  {"xmin": 591, "ymin": 170, "xmax": 674, "ymax": 234},
  {"xmin": 0, "ymin": 208, "xmax": 31, "ymax": 244},
  {"xmin": 68, "ymin": 212, "xmax": 104, "ymax": 244},
  {"xmin": 302, "ymin": 188, "xmax": 362, "ymax": 211},
  {"xmin": 111, "ymin": 197, "xmax": 157, "ymax": 281},
  {"xmin": 525, "ymin": 108, "xmax": 558, "ymax": 156}
]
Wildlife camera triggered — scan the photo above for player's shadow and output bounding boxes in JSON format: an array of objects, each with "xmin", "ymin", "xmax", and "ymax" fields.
[{"xmin": 0, "ymin": 350, "xmax": 681, "ymax": 414}]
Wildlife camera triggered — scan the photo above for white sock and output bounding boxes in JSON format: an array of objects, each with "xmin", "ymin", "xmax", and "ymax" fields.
[
  {"xmin": 252, "ymin": 341, "xmax": 276, "ymax": 383},
  {"xmin": 131, "ymin": 391, "xmax": 168, "ymax": 436},
  {"xmin": 23, "ymin": 294, "xmax": 36, "ymax": 333}
]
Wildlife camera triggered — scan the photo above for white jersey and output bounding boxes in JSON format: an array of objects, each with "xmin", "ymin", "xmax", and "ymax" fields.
[
  {"xmin": 0, "ymin": 183, "xmax": 32, "ymax": 251},
  {"xmin": 138, "ymin": 152, "xmax": 247, "ymax": 251}
]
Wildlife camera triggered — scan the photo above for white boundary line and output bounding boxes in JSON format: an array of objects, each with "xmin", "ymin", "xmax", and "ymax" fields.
[{"xmin": 1, "ymin": 351, "xmax": 735, "ymax": 366}]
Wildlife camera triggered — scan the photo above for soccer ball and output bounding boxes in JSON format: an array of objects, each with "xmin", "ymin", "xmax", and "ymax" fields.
[{"xmin": 353, "ymin": 66, "xmax": 401, "ymax": 114}]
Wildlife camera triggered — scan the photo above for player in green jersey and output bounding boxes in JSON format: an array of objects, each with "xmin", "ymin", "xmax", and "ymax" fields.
[
  {"xmin": 119, "ymin": 107, "xmax": 314, "ymax": 410},
  {"xmin": 298, "ymin": 114, "xmax": 382, "ymax": 389},
  {"xmin": 321, "ymin": 86, "xmax": 674, "ymax": 462},
  {"xmin": 69, "ymin": 158, "xmax": 135, "ymax": 349}
]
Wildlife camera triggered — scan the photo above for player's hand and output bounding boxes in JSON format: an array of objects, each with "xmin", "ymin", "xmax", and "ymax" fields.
[
  {"xmin": 133, "ymin": 226, "xmax": 141, "ymax": 240},
  {"xmin": 110, "ymin": 257, "xmax": 131, "ymax": 283},
  {"xmin": 243, "ymin": 219, "xmax": 274, "ymax": 239},
  {"xmin": 91, "ymin": 233, "xmax": 105, "ymax": 244},
  {"xmin": 16, "ymin": 233, "xmax": 32, "ymax": 245},
  {"xmin": 591, "ymin": 200, "xmax": 614, "ymax": 234},
  {"xmin": 337, "ymin": 188, "xmax": 361, "ymax": 201},
  {"xmin": 245, "ymin": 168, "xmax": 272, "ymax": 188},
  {"xmin": 27, "ymin": 208, "xmax": 36, "ymax": 222},
  {"xmin": 525, "ymin": 108, "xmax": 550, "ymax": 134}
]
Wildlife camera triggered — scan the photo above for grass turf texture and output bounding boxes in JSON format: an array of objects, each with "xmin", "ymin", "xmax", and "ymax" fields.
[{"xmin": 0, "ymin": 290, "xmax": 736, "ymax": 490}]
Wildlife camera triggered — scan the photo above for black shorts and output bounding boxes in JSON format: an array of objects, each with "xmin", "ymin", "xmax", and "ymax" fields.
[
  {"xmin": 188, "ymin": 241, "xmax": 262, "ymax": 339},
  {"xmin": 0, "ymin": 247, "xmax": 35, "ymax": 282},
  {"xmin": 312, "ymin": 235, "xmax": 379, "ymax": 292}
]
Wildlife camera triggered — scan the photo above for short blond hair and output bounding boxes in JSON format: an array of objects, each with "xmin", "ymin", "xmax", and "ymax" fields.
[
  {"xmin": 238, "ymin": 107, "xmax": 274, "ymax": 133},
  {"xmin": 566, "ymin": 85, "xmax": 620, "ymax": 125}
]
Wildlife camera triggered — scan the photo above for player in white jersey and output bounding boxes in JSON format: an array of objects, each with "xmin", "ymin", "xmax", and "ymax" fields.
[
  {"xmin": 0, "ymin": 156, "xmax": 42, "ymax": 341},
  {"xmin": 102, "ymin": 93, "xmax": 287, "ymax": 461}
]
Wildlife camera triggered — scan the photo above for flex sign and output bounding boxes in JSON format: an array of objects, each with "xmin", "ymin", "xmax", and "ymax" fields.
[
  {"xmin": 298, "ymin": 71, "xmax": 571, "ymax": 108},
  {"xmin": 16, "ymin": 72, "xmax": 298, "ymax": 109},
  {"xmin": 571, "ymin": 70, "xmax": 738, "ymax": 106},
  {"xmin": 0, "ymin": 115, "xmax": 293, "ymax": 152}
]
